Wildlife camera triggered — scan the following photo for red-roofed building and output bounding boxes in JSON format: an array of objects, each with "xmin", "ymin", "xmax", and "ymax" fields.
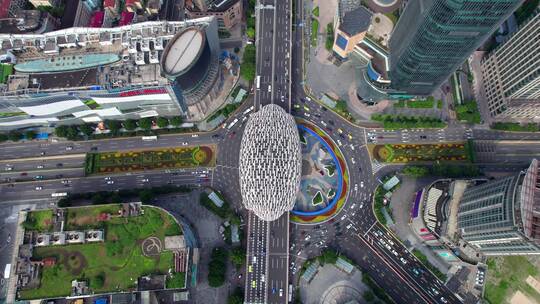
[
  {"xmin": 119, "ymin": 11, "xmax": 134, "ymax": 26},
  {"xmin": 0, "ymin": 0, "xmax": 26, "ymax": 19},
  {"xmin": 89, "ymin": 11, "xmax": 104, "ymax": 27},
  {"xmin": 104, "ymin": 0, "xmax": 118, "ymax": 17},
  {"xmin": 42, "ymin": 257, "xmax": 57, "ymax": 267},
  {"xmin": 125, "ymin": 0, "xmax": 142, "ymax": 13}
]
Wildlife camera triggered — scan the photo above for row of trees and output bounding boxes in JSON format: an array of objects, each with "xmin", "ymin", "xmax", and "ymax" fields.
[
  {"xmin": 402, "ymin": 164, "xmax": 480, "ymax": 178},
  {"xmin": 240, "ymin": 45, "xmax": 256, "ymax": 82},
  {"xmin": 492, "ymin": 122, "xmax": 539, "ymax": 132},
  {"xmin": 57, "ymin": 185, "xmax": 192, "ymax": 207},
  {"xmin": 0, "ymin": 130, "xmax": 41, "ymax": 142},
  {"xmin": 208, "ymin": 247, "xmax": 228, "ymax": 287},
  {"xmin": 371, "ymin": 114, "xmax": 446, "ymax": 129},
  {"xmin": 53, "ymin": 116, "xmax": 184, "ymax": 140}
]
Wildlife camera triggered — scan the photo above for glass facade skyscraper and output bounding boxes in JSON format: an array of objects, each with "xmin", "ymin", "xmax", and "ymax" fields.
[
  {"xmin": 389, "ymin": 0, "xmax": 524, "ymax": 95},
  {"xmin": 457, "ymin": 159, "xmax": 540, "ymax": 255}
]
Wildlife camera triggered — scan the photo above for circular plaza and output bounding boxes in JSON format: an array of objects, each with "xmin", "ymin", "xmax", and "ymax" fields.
[{"xmin": 291, "ymin": 120, "xmax": 349, "ymax": 224}]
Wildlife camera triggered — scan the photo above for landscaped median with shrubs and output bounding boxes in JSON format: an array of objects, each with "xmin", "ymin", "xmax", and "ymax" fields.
[
  {"xmin": 84, "ymin": 146, "xmax": 216, "ymax": 175},
  {"xmin": 491, "ymin": 122, "xmax": 540, "ymax": 132},
  {"xmin": 371, "ymin": 114, "xmax": 446, "ymax": 129},
  {"xmin": 371, "ymin": 142, "xmax": 473, "ymax": 163}
]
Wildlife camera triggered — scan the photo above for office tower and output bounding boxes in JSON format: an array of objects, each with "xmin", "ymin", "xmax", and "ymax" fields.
[
  {"xmin": 457, "ymin": 159, "xmax": 540, "ymax": 255},
  {"xmin": 481, "ymin": 10, "xmax": 540, "ymax": 121},
  {"xmin": 389, "ymin": 0, "xmax": 524, "ymax": 95}
]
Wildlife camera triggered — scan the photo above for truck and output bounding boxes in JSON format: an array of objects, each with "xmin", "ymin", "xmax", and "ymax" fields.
[
  {"xmin": 227, "ymin": 118, "xmax": 239, "ymax": 130},
  {"xmin": 141, "ymin": 135, "xmax": 158, "ymax": 141},
  {"xmin": 51, "ymin": 192, "xmax": 68, "ymax": 197},
  {"xmin": 4, "ymin": 264, "xmax": 11, "ymax": 279}
]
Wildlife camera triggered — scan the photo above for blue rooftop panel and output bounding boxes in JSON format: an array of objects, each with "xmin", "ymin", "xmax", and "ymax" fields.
[
  {"xmin": 15, "ymin": 53, "xmax": 120, "ymax": 73},
  {"xmin": 336, "ymin": 34, "xmax": 348, "ymax": 50}
]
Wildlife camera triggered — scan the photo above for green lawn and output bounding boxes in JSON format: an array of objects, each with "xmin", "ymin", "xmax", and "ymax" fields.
[
  {"xmin": 311, "ymin": 19, "xmax": 319, "ymax": 47},
  {"xmin": 492, "ymin": 122, "xmax": 539, "ymax": 132},
  {"xmin": 312, "ymin": 6, "xmax": 319, "ymax": 17},
  {"xmin": 23, "ymin": 210, "xmax": 54, "ymax": 232},
  {"xmin": 166, "ymin": 272, "xmax": 186, "ymax": 289},
  {"xmin": 312, "ymin": 192, "xmax": 323, "ymax": 205},
  {"xmin": 371, "ymin": 114, "xmax": 446, "ymax": 129},
  {"xmin": 456, "ymin": 100, "xmax": 481, "ymax": 124},
  {"xmin": 325, "ymin": 22, "xmax": 334, "ymax": 51},
  {"xmin": 485, "ymin": 256, "xmax": 540, "ymax": 304},
  {"xmin": 19, "ymin": 206, "xmax": 183, "ymax": 300}
]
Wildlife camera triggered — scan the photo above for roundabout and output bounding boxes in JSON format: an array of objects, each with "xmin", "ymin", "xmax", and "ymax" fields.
[{"xmin": 291, "ymin": 120, "xmax": 349, "ymax": 224}]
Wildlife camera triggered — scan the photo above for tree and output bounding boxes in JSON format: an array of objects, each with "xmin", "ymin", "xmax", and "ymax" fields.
[
  {"xmin": 91, "ymin": 192, "xmax": 105, "ymax": 205},
  {"xmin": 25, "ymin": 130, "xmax": 36, "ymax": 140},
  {"xmin": 92, "ymin": 272, "xmax": 105, "ymax": 289},
  {"xmin": 363, "ymin": 290, "xmax": 375, "ymax": 302},
  {"xmin": 240, "ymin": 44, "xmax": 256, "ymax": 82},
  {"xmin": 208, "ymin": 247, "xmax": 228, "ymax": 287},
  {"xmin": 79, "ymin": 124, "xmax": 94, "ymax": 136},
  {"xmin": 139, "ymin": 189, "xmax": 154, "ymax": 204},
  {"xmin": 66, "ymin": 126, "xmax": 79, "ymax": 140},
  {"xmin": 105, "ymin": 120, "xmax": 121, "ymax": 133},
  {"xmin": 8, "ymin": 131, "xmax": 21, "ymax": 141},
  {"xmin": 230, "ymin": 246, "xmax": 245, "ymax": 269},
  {"xmin": 228, "ymin": 288, "xmax": 244, "ymax": 304},
  {"xmin": 318, "ymin": 249, "xmax": 338, "ymax": 265},
  {"xmin": 123, "ymin": 119, "xmax": 137, "ymax": 131},
  {"xmin": 0, "ymin": 133, "xmax": 7, "ymax": 142},
  {"xmin": 170, "ymin": 116, "xmax": 183, "ymax": 127},
  {"xmin": 138, "ymin": 117, "xmax": 153, "ymax": 130},
  {"xmin": 402, "ymin": 166, "xmax": 429, "ymax": 177},
  {"xmin": 55, "ymin": 125, "xmax": 69, "ymax": 138},
  {"xmin": 156, "ymin": 117, "xmax": 169, "ymax": 128}
]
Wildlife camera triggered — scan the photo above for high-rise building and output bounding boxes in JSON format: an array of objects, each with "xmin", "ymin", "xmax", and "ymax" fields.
[
  {"xmin": 457, "ymin": 159, "xmax": 540, "ymax": 255},
  {"xmin": 389, "ymin": 0, "xmax": 524, "ymax": 95},
  {"xmin": 186, "ymin": 0, "xmax": 242, "ymax": 30},
  {"xmin": 481, "ymin": 10, "xmax": 540, "ymax": 121}
]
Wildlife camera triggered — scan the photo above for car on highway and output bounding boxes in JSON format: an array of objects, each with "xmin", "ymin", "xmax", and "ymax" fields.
[
  {"xmin": 248, "ymin": 265, "xmax": 253, "ymax": 272},
  {"xmin": 56, "ymin": 163, "xmax": 63, "ymax": 167},
  {"xmin": 34, "ymin": 175, "xmax": 44, "ymax": 180},
  {"xmin": 348, "ymin": 134, "xmax": 353, "ymax": 140},
  {"xmin": 400, "ymin": 257, "xmax": 407, "ymax": 264},
  {"xmin": 37, "ymin": 165, "xmax": 44, "ymax": 169},
  {"xmin": 279, "ymin": 288, "xmax": 283, "ymax": 297},
  {"xmin": 35, "ymin": 186, "xmax": 42, "ymax": 191},
  {"xmin": 337, "ymin": 128, "xmax": 343, "ymax": 134},
  {"xmin": 304, "ymin": 112, "xmax": 310, "ymax": 117},
  {"xmin": 440, "ymin": 297, "xmax": 447, "ymax": 303},
  {"xmin": 360, "ymin": 181, "xmax": 364, "ymax": 188},
  {"xmin": 181, "ymin": 142, "xmax": 188, "ymax": 146},
  {"xmin": 212, "ymin": 134, "xmax": 221, "ymax": 139},
  {"xmin": 340, "ymin": 214, "xmax": 347, "ymax": 221},
  {"xmin": 40, "ymin": 151, "xmax": 46, "ymax": 156},
  {"xmin": 303, "ymin": 106, "xmax": 310, "ymax": 112},
  {"xmin": 142, "ymin": 178, "xmax": 149, "ymax": 182},
  {"xmin": 191, "ymin": 134, "xmax": 199, "ymax": 138},
  {"xmin": 5, "ymin": 166, "xmax": 12, "ymax": 171},
  {"xmin": 104, "ymin": 177, "xmax": 111, "ymax": 180},
  {"xmin": 107, "ymin": 180, "xmax": 114, "ymax": 185},
  {"xmin": 252, "ymin": 281, "xmax": 256, "ymax": 288},
  {"xmin": 61, "ymin": 180, "xmax": 70, "ymax": 184},
  {"xmin": 91, "ymin": 147, "xmax": 98, "ymax": 151},
  {"xmin": 66, "ymin": 146, "xmax": 73, "ymax": 150},
  {"xmin": 351, "ymin": 157, "xmax": 356, "ymax": 164},
  {"xmin": 337, "ymin": 139, "xmax": 342, "ymax": 146}
]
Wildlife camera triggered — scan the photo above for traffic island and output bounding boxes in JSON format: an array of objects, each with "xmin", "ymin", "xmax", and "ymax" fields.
[{"xmin": 291, "ymin": 120, "xmax": 349, "ymax": 224}]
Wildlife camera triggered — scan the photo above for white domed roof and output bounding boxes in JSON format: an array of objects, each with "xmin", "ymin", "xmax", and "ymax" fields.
[{"xmin": 239, "ymin": 104, "xmax": 302, "ymax": 221}]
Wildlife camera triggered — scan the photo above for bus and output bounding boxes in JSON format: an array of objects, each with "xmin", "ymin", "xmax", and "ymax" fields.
[
  {"xmin": 256, "ymin": 75, "xmax": 261, "ymax": 89},
  {"xmin": 142, "ymin": 135, "xmax": 158, "ymax": 141},
  {"xmin": 288, "ymin": 284, "xmax": 293, "ymax": 302},
  {"xmin": 4, "ymin": 264, "xmax": 11, "ymax": 279},
  {"xmin": 243, "ymin": 106, "xmax": 254, "ymax": 115},
  {"xmin": 51, "ymin": 192, "xmax": 68, "ymax": 197},
  {"xmin": 227, "ymin": 118, "xmax": 239, "ymax": 130}
]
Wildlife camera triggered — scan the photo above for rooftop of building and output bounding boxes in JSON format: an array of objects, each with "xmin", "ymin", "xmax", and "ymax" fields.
[
  {"xmin": 188, "ymin": 0, "xmax": 240, "ymax": 12},
  {"xmin": 0, "ymin": 10, "xmax": 44, "ymax": 34},
  {"xmin": 338, "ymin": 1, "xmax": 372, "ymax": 36},
  {"xmin": 161, "ymin": 27, "xmax": 205, "ymax": 76}
]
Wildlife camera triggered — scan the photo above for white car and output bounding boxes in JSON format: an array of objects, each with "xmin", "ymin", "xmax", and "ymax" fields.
[
  {"xmin": 66, "ymin": 146, "xmax": 73, "ymax": 151},
  {"xmin": 304, "ymin": 112, "xmax": 311, "ymax": 117},
  {"xmin": 337, "ymin": 139, "xmax": 342, "ymax": 146},
  {"xmin": 354, "ymin": 184, "xmax": 358, "ymax": 191},
  {"xmin": 360, "ymin": 181, "xmax": 364, "ymax": 188},
  {"xmin": 104, "ymin": 177, "xmax": 111, "ymax": 180},
  {"xmin": 4, "ymin": 166, "xmax": 12, "ymax": 171},
  {"xmin": 142, "ymin": 178, "xmax": 149, "ymax": 182},
  {"xmin": 400, "ymin": 257, "xmax": 407, "ymax": 264},
  {"xmin": 340, "ymin": 214, "xmax": 347, "ymax": 221},
  {"xmin": 350, "ymin": 203, "xmax": 356, "ymax": 209},
  {"xmin": 181, "ymin": 142, "xmax": 189, "ymax": 146},
  {"xmin": 350, "ymin": 144, "xmax": 355, "ymax": 150},
  {"xmin": 279, "ymin": 288, "xmax": 283, "ymax": 297},
  {"xmin": 35, "ymin": 186, "xmax": 42, "ymax": 191},
  {"xmin": 107, "ymin": 180, "xmax": 114, "ymax": 185},
  {"xmin": 351, "ymin": 158, "xmax": 356, "ymax": 164},
  {"xmin": 37, "ymin": 165, "xmax": 44, "ymax": 169},
  {"xmin": 346, "ymin": 223, "xmax": 353, "ymax": 230},
  {"xmin": 191, "ymin": 134, "xmax": 199, "ymax": 138}
]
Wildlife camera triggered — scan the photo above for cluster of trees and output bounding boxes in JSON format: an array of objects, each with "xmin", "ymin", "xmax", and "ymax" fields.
[
  {"xmin": 57, "ymin": 185, "xmax": 192, "ymax": 207},
  {"xmin": 455, "ymin": 100, "xmax": 481, "ymax": 124},
  {"xmin": 228, "ymin": 288, "xmax": 244, "ymax": 304},
  {"xmin": 325, "ymin": 22, "xmax": 334, "ymax": 51},
  {"xmin": 240, "ymin": 45, "xmax": 256, "ymax": 82},
  {"xmin": 0, "ymin": 130, "xmax": 40, "ymax": 142},
  {"xmin": 371, "ymin": 114, "xmax": 445, "ymax": 129},
  {"xmin": 208, "ymin": 247, "xmax": 228, "ymax": 287},
  {"xmin": 52, "ymin": 116, "xmax": 184, "ymax": 140},
  {"xmin": 492, "ymin": 122, "xmax": 539, "ymax": 132},
  {"xmin": 246, "ymin": 0, "xmax": 256, "ymax": 39},
  {"xmin": 402, "ymin": 164, "xmax": 480, "ymax": 178},
  {"xmin": 207, "ymin": 102, "xmax": 241, "ymax": 122},
  {"xmin": 230, "ymin": 246, "xmax": 245, "ymax": 270},
  {"xmin": 318, "ymin": 249, "xmax": 339, "ymax": 265}
]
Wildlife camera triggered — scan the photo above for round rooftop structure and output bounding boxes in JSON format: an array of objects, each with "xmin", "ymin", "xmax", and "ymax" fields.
[
  {"xmin": 239, "ymin": 104, "xmax": 302, "ymax": 221},
  {"xmin": 161, "ymin": 27, "xmax": 206, "ymax": 77}
]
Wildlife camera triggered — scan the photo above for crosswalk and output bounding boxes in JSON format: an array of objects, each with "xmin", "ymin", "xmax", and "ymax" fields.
[{"xmin": 371, "ymin": 159, "xmax": 385, "ymax": 175}]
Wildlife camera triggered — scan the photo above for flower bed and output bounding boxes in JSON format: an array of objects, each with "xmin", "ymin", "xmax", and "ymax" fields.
[
  {"xmin": 85, "ymin": 145, "xmax": 215, "ymax": 175},
  {"xmin": 372, "ymin": 142, "xmax": 469, "ymax": 163}
]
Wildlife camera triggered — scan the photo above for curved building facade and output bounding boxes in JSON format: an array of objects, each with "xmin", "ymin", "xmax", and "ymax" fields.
[
  {"xmin": 161, "ymin": 24, "xmax": 221, "ymax": 118},
  {"xmin": 239, "ymin": 104, "xmax": 302, "ymax": 221}
]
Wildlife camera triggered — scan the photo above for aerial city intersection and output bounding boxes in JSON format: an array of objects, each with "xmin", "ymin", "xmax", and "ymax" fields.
[{"xmin": 1, "ymin": 0, "xmax": 540, "ymax": 304}]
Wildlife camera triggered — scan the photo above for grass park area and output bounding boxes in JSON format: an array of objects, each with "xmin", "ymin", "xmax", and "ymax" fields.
[
  {"xmin": 311, "ymin": 18, "xmax": 319, "ymax": 47},
  {"xmin": 85, "ymin": 146, "xmax": 215, "ymax": 175},
  {"xmin": 394, "ymin": 97, "xmax": 441, "ymax": 109},
  {"xmin": 485, "ymin": 256, "xmax": 540, "ymax": 304},
  {"xmin": 492, "ymin": 122, "xmax": 540, "ymax": 132},
  {"xmin": 23, "ymin": 210, "xmax": 54, "ymax": 232},
  {"xmin": 371, "ymin": 142, "xmax": 471, "ymax": 163},
  {"xmin": 455, "ymin": 100, "xmax": 481, "ymax": 124},
  {"xmin": 19, "ymin": 205, "xmax": 184, "ymax": 300}
]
